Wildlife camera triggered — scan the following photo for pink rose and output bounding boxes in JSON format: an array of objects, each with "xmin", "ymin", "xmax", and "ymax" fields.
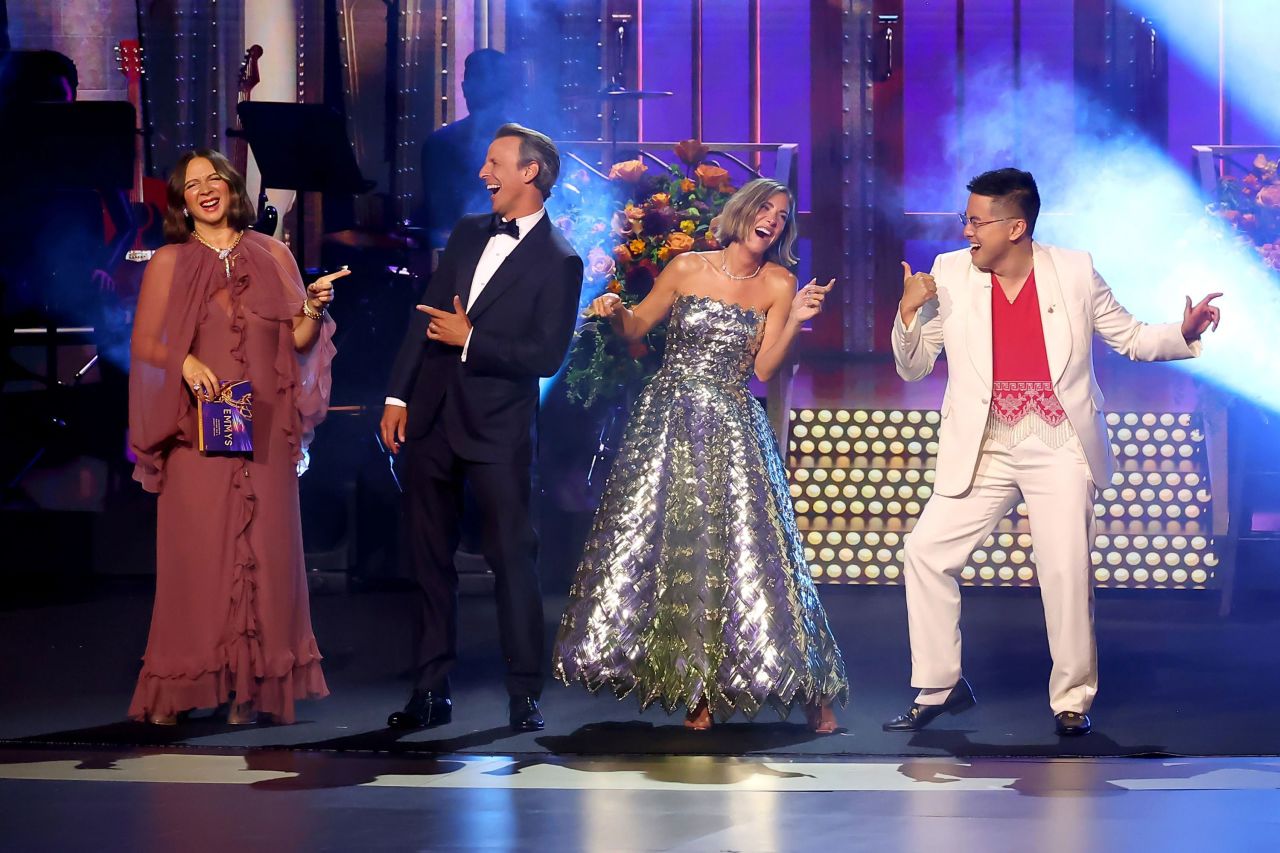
[{"xmin": 587, "ymin": 247, "xmax": 616, "ymax": 279}]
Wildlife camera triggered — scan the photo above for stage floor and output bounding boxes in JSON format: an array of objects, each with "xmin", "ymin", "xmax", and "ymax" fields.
[{"xmin": 3, "ymin": 579, "xmax": 1279, "ymax": 851}]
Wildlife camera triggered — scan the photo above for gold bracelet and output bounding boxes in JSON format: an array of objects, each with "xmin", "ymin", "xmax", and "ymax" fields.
[{"xmin": 302, "ymin": 300, "xmax": 325, "ymax": 320}]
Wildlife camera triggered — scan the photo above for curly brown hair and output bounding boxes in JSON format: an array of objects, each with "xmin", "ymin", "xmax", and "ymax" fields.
[{"xmin": 163, "ymin": 149, "xmax": 255, "ymax": 243}]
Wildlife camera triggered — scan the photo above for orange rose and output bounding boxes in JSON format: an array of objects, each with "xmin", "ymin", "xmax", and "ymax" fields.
[
  {"xmin": 629, "ymin": 238, "xmax": 647, "ymax": 256},
  {"xmin": 696, "ymin": 164, "xmax": 731, "ymax": 192},
  {"xmin": 666, "ymin": 231, "xmax": 695, "ymax": 254},
  {"xmin": 1256, "ymin": 184, "xmax": 1280, "ymax": 208},
  {"xmin": 607, "ymin": 279, "xmax": 623, "ymax": 294},
  {"xmin": 651, "ymin": 193, "xmax": 671, "ymax": 206},
  {"xmin": 674, "ymin": 139, "xmax": 711, "ymax": 166},
  {"xmin": 609, "ymin": 159, "xmax": 648, "ymax": 182},
  {"xmin": 680, "ymin": 178, "xmax": 696, "ymax": 193},
  {"xmin": 614, "ymin": 243, "xmax": 632, "ymax": 263},
  {"xmin": 656, "ymin": 246, "xmax": 671, "ymax": 262}
]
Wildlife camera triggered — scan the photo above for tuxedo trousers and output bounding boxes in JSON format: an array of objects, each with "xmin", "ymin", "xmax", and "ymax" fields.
[
  {"xmin": 904, "ymin": 432, "xmax": 1099, "ymax": 714},
  {"xmin": 403, "ymin": 420, "xmax": 544, "ymax": 699}
]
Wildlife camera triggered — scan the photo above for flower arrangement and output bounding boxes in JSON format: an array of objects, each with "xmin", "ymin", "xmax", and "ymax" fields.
[
  {"xmin": 1208, "ymin": 152, "xmax": 1280, "ymax": 272},
  {"xmin": 561, "ymin": 140, "xmax": 739, "ymax": 408}
]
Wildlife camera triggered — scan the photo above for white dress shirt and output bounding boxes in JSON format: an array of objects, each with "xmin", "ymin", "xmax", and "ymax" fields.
[{"xmin": 386, "ymin": 207, "xmax": 546, "ymax": 408}]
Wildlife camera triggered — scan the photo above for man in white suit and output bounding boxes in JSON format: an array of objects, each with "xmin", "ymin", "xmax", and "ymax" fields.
[{"xmin": 883, "ymin": 168, "xmax": 1222, "ymax": 736}]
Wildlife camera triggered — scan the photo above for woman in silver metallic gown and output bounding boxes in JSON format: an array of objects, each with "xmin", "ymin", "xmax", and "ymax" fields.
[{"xmin": 554, "ymin": 179, "xmax": 849, "ymax": 731}]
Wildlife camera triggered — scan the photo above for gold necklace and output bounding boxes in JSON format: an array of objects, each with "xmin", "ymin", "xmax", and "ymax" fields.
[
  {"xmin": 720, "ymin": 250, "xmax": 762, "ymax": 281},
  {"xmin": 192, "ymin": 229, "xmax": 244, "ymax": 278}
]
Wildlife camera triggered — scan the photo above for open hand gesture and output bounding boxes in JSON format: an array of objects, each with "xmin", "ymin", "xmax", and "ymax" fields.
[
  {"xmin": 792, "ymin": 278, "xmax": 835, "ymax": 324},
  {"xmin": 418, "ymin": 295, "xmax": 474, "ymax": 347},
  {"xmin": 1181, "ymin": 292, "xmax": 1222, "ymax": 343}
]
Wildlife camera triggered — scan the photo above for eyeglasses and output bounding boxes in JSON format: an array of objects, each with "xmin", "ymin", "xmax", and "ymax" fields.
[{"xmin": 957, "ymin": 213, "xmax": 1016, "ymax": 228}]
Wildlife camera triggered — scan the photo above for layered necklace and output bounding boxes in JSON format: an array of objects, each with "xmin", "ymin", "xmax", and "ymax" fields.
[
  {"xmin": 192, "ymin": 229, "xmax": 245, "ymax": 279},
  {"xmin": 720, "ymin": 249, "xmax": 762, "ymax": 281}
]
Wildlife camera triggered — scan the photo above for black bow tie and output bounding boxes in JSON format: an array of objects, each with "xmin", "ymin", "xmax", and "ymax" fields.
[{"xmin": 488, "ymin": 214, "xmax": 519, "ymax": 239}]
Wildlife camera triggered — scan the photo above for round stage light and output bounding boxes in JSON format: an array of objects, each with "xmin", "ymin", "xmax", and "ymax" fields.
[
  {"xmin": 826, "ymin": 531, "xmax": 842, "ymax": 545},
  {"xmin": 1125, "ymin": 552, "xmax": 1141, "ymax": 566},
  {"xmin": 819, "ymin": 547, "xmax": 835, "ymax": 562},
  {"xmin": 1106, "ymin": 413, "xmax": 1122, "ymax": 426},
  {"xmin": 1109, "ymin": 505, "xmax": 1125, "ymax": 519},
  {"xmin": 790, "ymin": 485, "xmax": 803, "ymax": 498},
  {"xmin": 979, "ymin": 567, "xmax": 996, "ymax": 581},
  {"xmin": 887, "ymin": 501, "xmax": 903, "ymax": 515},
  {"xmin": 871, "ymin": 411, "xmax": 886, "ymax": 424},
  {"xmin": 810, "ymin": 565, "xmax": 823, "ymax": 579},
  {"xmin": 1191, "ymin": 536, "xmax": 1208, "ymax": 550},
  {"xmin": 997, "ymin": 567, "xmax": 1013, "ymax": 581},
  {"xmin": 857, "ymin": 547, "xmax": 874, "ymax": 563},
  {"xmin": 877, "ymin": 548, "xmax": 893, "ymax": 563},
  {"xmin": 1164, "ymin": 552, "xmax": 1180, "ymax": 567},
  {"xmin": 919, "ymin": 426, "xmax": 936, "ymax": 439},
  {"xmin": 845, "ymin": 531, "xmax": 861, "ymax": 545},
  {"xmin": 829, "ymin": 425, "xmax": 845, "ymax": 439},
  {"xmin": 800, "ymin": 440, "xmax": 816, "ymax": 454},
  {"xmin": 860, "ymin": 485, "xmax": 876, "ymax": 499},
  {"xmin": 1116, "ymin": 428, "xmax": 1133, "ymax": 442},
  {"xmin": 865, "ymin": 565, "xmax": 881, "ymax": 579},
  {"xmin": 865, "ymin": 531, "xmax": 882, "ymax": 546},
  {"xmin": 1185, "ymin": 505, "xmax": 1201, "ymax": 519},
  {"xmin": 902, "ymin": 426, "xmax": 917, "ymax": 440},
  {"xmin": 811, "ymin": 425, "xmax": 827, "ymax": 439},
  {"xmin": 1095, "ymin": 568, "xmax": 1110, "ymax": 582},
  {"xmin": 1205, "ymin": 552, "xmax": 1220, "ymax": 567},
  {"xmin": 804, "ymin": 548, "xmax": 816, "ymax": 561},
  {"xmin": 884, "ymin": 532, "xmax": 902, "ymax": 546},
  {"xmin": 1091, "ymin": 551, "xmax": 1103, "ymax": 565},
  {"xmin": 818, "ymin": 410, "xmax": 833, "ymax": 423},
  {"xmin": 795, "ymin": 500, "xmax": 810, "ymax": 513},
  {"xmin": 919, "ymin": 486, "xmax": 933, "ymax": 500},
  {"xmin": 1166, "ymin": 506, "xmax": 1183, "ymax": 519},
  {"xmin": 806, "ymin": 485, "xmax": 821, "ymax": 498},
  {"xmin": 814, "ymin": 469, "xmax": 829, "ymax": 482},
  {"xmin": 807, "ymin": 532, "xmax": 824, "ymax": 545},
  {"xmin": 849, "ymin": 469, "xmax": 866, "ymax": 483},
  {"xmin": 924, "ymin": 470, "xmax": 937, "ymax": 483},
  {"xmin": 890, "ymin": 410, "xmax": 905, "ymax": 423},
  {"xmin": 1148, "ymin": 505, "xmax": 1164, "ymax": 518},
  {"xmin": 832, "ymin": 469, "xmax": 847, "ymax": 482},
  {"xmin": 850, "ymin": 500, "xmax": 866, "ymax": 515},
  {"xmin": 1139, "ymin": 488, "xmax": 1155, "ymax": 502},
  {"xmin": 1153, "ymin": 428, "xmax": 1169, "ymax": 442},
  {"xmin": 877, "ymin": 485, "xmax": 893, "ymax": 499},
  {"xmin": 825, "ymin": 485, "xmax": 840, "ymax": 499},
  {"xmin": 1124, "ymin": 443, "xmax": 1139, "ymax": 457},
  {"xmin": 972, "ymin": 549, "xmax": 988, "ymax": 563},
  {"xmin": 1141, "ymin": 413, "xmax": 1157, "ymax": 426},
  {"xmin": 1135, "ymin": 428, "xmax": 1151, "ymax": 442},
  {"xmin": 1153, "ymin": 568, "xmax": 1169, "ymax": 583},
  {"xmin": 1178, "ymin": 446, "xmax": 1194, "ymax": 458},
  {"xmin": 883, "ymin": 426, "xmax": 899, "ymax": 439},
  {"xmin": 1103, "ymin": 488, "xmax": 1119, "ymax": 501},
  {"xmin": 1106, "ymin": 551, "xmax": 1122, "ymax": 566},
  {"xmin": 795, "ymin": 469, "xmax": 810, "ymax": 482},
  {"xmin": 1129, "ymin": 473, "xmax": 1145, "ymax": 486},
  {"xmin": 1018, "ymin": 567, "xmax": 1034, "ymax": 581},
  {"xmin": 868, "ymin": 500, "xmax": 884, "ymax": 514},
  {"xmin": 1144, "ymin": 552, "xmax": 1160, "ymax": 567},
  {"xmin": 853, "ymin": 410, "xmax": 869, "ymax": 423},
  {"xmin": 871, "ymin": 441, "xmax": 887, "ymax": 454},
  {"xmin": 1160, "ymin": 413, "xmax": 1176, "ymax": 427},
  {"xmin": 826, "ymin": 565, "xmax": 842, "ymax": 579},
  {"xmin": 1095, "ymin": 535, "xmax": 1111, "ymax": 548},
  {"xmin": 1191, "ymin": 569, "xmax": 1208, "ymax": 584},
  {"xmin": 1197, "ymin": 488, "xmax": 1212, "ymax": 503},
  {"xmin": 961, "ymin": 566, "xmax": 977, "ymax": 580},
  {"xmin": 1185, "ymin": 473, "xmax": 1201, "ymax": 486},
  {"xmin": 907, "ymin": 411, "xmax": 923, "ymax": 423},
  {"xmin": 1124, "ymin": 413, "xmax": 1139, "ymax": 426},
  {"xmin": 1133, "ymin": 568, "xmax": 1150, "ymax": 583},
  {"xmin": 1121, "ymin": 487, "xmax": 1137, "ymax": 502},
  {"xmin": 836, "ymin": 410, "xmax": 852, "ymax": 423},
  {"xmin": 845, "ymin": 565, "xmax": 861, "ymax": 579},
  {"xmin": 853, "ymin": 440, "xmax": 869, "ymax": 454},
  {"xmin": 906, "ymin": 501, "xmax": 922, "ymax": 515},
  {"xmin": 799, "ymin": 410, "xmax": 815, "ymax": 422},
  {"xmin": 1111, "ymin": 472, "xmax": 1126, "ymax": 486},
  {"xmin": 838, "ymin": 547, "xmax": 854, "ymax": 562},
  {"xmin": 885, "ymin": 566, "xmax": 901, "ymax": 580},
  {"xmin": 907, "ymin": 441, "xmax": 923, "ymax": 455},
  {"xmin": 818, "ymin": 440, "xmax": 834, "ymax": 454},
  {"xmin": 865, "ymin": 426, "xmax": 880, "ymax": 440},
  {"xmin": 842, "ymin": 485, "xmax": 858, "ymax": 499},
  {"xmin": 926, "ymin": 442, "xmax": 940, "ymax": 454}
]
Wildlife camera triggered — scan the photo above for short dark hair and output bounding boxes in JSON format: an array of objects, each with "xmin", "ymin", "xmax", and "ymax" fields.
[
  {"xmin": 495, "ymin": 123, "xmax": 559, "ymax": 200},
  {"xmin": 966, "ymin": 168, "xmax": 1040, "ymax": 235},
  {"xmin": 164, "ymin": 149, "xmax": 255, "ymax": 243}
]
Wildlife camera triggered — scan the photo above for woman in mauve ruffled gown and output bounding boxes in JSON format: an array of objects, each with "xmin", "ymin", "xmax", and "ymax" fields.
[
  {"xmin": 554, "ymin": 178, "xmax": 848, "ymax": 731},
  {"xmin": 128, "ymin": 149, "xmax": 347, "ymax": 725}
]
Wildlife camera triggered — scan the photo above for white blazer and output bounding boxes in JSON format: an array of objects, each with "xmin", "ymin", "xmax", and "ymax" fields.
[{"xmin": 892, "ymin": 242, "xmax": 1199, "ymax": 497}]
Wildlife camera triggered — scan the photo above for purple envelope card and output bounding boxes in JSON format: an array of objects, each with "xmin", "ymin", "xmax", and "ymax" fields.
[{"xmin": 198, "ymin": 380, "xmax": 253, "ymax": 453}]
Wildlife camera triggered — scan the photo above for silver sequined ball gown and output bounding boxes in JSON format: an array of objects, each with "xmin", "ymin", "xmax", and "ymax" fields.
[{"xmin": 554, "ymin": 293, "xmax": 849, "ymax": 720}]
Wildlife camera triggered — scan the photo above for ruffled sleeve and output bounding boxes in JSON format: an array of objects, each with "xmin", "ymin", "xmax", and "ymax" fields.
[{"xmin": 128, "ymin": 243, "xmax": 205, "ymax": 493}]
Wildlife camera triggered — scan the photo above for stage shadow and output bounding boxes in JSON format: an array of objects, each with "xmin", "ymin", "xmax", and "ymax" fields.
[
  {"xmin": 535, "ymin": 720, "xmax": 836, "ymax": 756},
  {"xmin": 896, "ymin": 726, "xmax": 1172, "ymax": 760}
]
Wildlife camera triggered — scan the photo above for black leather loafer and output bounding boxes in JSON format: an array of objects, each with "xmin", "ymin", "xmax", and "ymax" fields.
[
  {"xmin": 387, "ymin": 691, "xmax": 452, "ymax": 730},
  {"xmin": 1054, "ymin": 711, "xmax": 1092, "ymax": 737},
  {"xmin": 883, "ymin": 677, "xmax": 977, "ymax": 732}
]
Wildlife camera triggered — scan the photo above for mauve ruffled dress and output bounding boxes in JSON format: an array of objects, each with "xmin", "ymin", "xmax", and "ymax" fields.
[{"xmin": 127, "ymin": 230, "xmax": 334, "ymax": 722}]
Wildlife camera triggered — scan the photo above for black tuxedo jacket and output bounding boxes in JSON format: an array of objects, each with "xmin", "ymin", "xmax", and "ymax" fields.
[{"xmin": 386, "ymin": 212, "xmax": 584, "ymax": 463}]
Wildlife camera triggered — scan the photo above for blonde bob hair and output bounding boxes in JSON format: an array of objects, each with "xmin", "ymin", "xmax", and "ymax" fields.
[{"xmin": 712, "ymin": 178, "xmax": 799, "ymax": 267}]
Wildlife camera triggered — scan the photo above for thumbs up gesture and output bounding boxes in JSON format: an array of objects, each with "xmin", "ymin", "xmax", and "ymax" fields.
[{"xmin": 899, "ymin": 261, "xmax": 938, "ymax": 325}]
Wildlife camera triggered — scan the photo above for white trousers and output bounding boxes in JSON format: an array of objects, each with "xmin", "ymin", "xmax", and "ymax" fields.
[{"xmin": 904, "ymin": 433, "xmax": 1099, "ymax": 714}]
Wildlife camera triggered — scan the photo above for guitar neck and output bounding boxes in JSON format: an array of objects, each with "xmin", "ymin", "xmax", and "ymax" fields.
[{"xmin": 127, "ymin": 77, "xmax": 145, "ymax": 203}]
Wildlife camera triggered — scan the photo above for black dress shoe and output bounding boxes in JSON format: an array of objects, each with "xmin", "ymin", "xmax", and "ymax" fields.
[
  {"xmin": 387, "ymin": 691, "xmax": 452, "ymax": 730},
  {"xmin": 509, "ymin": 697, "xmax": 544, "ymax": 732},
  {"xmin": 882, "ymin": 677, "xmax": 977, "ymax": 732},
  {"xmin": 1054, "ymin": 711, "xmax": 1092, "ymax": 737}
]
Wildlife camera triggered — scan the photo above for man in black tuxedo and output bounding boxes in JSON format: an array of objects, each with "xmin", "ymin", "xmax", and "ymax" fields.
[{"xmin": 381, "ymin": 123, "xmax": 583, "ymax": 732}]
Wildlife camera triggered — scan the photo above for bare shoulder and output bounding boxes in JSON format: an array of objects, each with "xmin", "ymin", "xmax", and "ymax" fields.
[
  {"xmin": 669, "ymin": 251, "xmax": 710, "ymax": 273},
  {"xmin": 763, "ymin": 263, "xmax": 798, "ymax": 304}
]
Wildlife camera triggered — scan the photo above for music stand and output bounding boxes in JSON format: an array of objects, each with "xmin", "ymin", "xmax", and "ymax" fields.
[{"xmin": 236, "ymin": 102, "xmax": 375, "ymax": 265}]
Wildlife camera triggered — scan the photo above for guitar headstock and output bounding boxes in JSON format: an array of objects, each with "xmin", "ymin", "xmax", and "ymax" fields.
[
  {"xmin": 115, "ymin": 39, "xmax": 144, "ymax": 83},
  {"xmin": 238, "ymin": 44, "xmax": 264, "ymax": 98}
]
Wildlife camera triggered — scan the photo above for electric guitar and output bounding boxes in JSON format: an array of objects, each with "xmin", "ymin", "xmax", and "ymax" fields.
[
  {"xmin": 234, "ymin": 45, "xmax": 279, "ymax": 236},
  {"xmin": 110, "ymin": 40, "xmax": 168, "ymax": 283}
]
